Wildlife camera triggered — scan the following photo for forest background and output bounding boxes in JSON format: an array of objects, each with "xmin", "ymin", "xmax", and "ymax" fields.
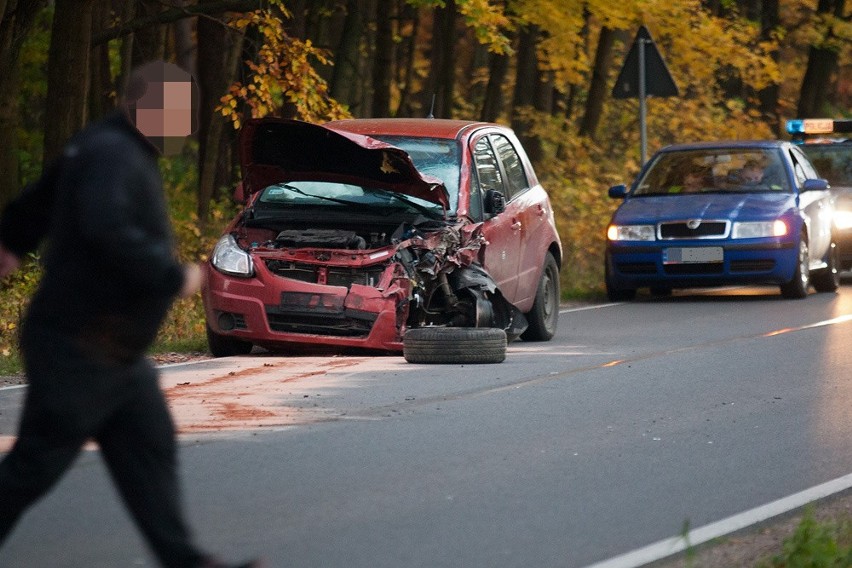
[{"xmin": 0, "ymin": 0, "xmax": 849, "ymax": 366}]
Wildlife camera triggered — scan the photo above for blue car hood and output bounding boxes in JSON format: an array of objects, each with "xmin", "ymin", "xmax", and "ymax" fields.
[{"xmin": 612, "ymin": 192, "xmax": 797, "ymax": 224}]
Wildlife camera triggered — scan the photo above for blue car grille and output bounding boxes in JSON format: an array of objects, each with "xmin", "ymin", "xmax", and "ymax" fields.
[{"xmin": 659, "ymin": 221, "xmax": 728, "ymax": 239}]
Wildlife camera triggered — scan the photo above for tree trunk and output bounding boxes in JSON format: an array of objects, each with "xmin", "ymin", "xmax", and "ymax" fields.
[
  {"xmin": 757, "ymin": 0, "xmax": 780, "ymax": 134},
  {"xmin": 579, "ymin": 27, "xmax": 626, "ymax": 140},
  {"xmin": 330, "ymin": 0, "xmax": 363, "ymax": 111},
  {"xmin": 0, "ymin": 0, "xmax": 47, "ymax": 205},
  {"xmin": 480, "ymin": 48, "xmax": 510, "ymax": 122},
  {"xmin": 172, "ymin": 0, "xmax": 195, "ymax": 75},
  {"xmin": 89, "ymin": 0, "xmax": 114, "ymax": 123},
  {"xmin": 371, "ymin": 0, "xmax": 393, "ymax": 118},
  {"xmin": 394, "ymin": 3, "xmax": 418, "ymax": 117},
  {"xmin": 131, "ymin": 0, "xmax": 167, "ymax": 65},
  {"xmin": 511, "ymin": 25, "xmax": 541, "ymax": 159},
  {"xmin": 797, "ymin": 0, "xmax": 844, "ymax": 117},
  {"xmin": 197, "ymin": 5, "xmax": 244, "ymax": 226},
  {"xmin": 424, "ymin": 1, "xmax": 456, "ymax": 118},
  {"xmin": 43, "ymin": 0, "xmax": 95, "ymax": 166}
]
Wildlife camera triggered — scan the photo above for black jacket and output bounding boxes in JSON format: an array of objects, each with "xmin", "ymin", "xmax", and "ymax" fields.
[{"xmin": 0, "ymin": 110, "xmax": 185, "ymax": 360}]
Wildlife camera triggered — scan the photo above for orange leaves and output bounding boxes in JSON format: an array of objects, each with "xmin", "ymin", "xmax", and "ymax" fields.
[{"xmin": 216, "ymin": 8, "xmax": 350, "ymax": 127}]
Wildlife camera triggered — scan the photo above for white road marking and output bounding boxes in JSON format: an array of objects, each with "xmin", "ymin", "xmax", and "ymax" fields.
[{"xmin": 582, "ymin": 472, "xmax": 852, "ymax": 568}]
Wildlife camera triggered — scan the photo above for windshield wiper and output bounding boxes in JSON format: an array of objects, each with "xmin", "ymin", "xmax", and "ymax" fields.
[{"xmin": 371, "ymin": 187, "xmax": 443, "ymax": 219}]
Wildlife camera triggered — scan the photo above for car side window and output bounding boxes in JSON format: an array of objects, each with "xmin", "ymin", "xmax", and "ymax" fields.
[
  {"xmin": 790, "ymin": 147, "xmax": 819, "ymax": 180},
  {"xmin": 490, "ymin": 134, "xmax": 528, "ymax": 200},
  {"xmin": 788, "ymin": 149, "xmax": 810, "ymax": 186},
  {"xmin": 467, "ymin": 164, "xmax": 484, "ymax": 221},
  {"xmin": 473, "ymin": 136, "xmax": 505, "ymax": 195}
]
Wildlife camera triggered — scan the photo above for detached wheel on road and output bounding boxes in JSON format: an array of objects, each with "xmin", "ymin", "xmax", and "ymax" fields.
[
  {"xmin": 206, "ymin": 324, "xmax": 253, "ymax": 357},
  {"xmin": 403, "ymin": 327, "xmax": 507, "ymax": 364}
]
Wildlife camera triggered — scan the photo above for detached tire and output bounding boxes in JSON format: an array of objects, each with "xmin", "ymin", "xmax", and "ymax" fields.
[{"xmin": 403, "ymin": 327, "xmax": 507, "ymax": 364}]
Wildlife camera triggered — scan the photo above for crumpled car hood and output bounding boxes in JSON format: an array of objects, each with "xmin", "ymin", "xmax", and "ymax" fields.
[{"xmin": 239, "ymin": 117, "xmax": 450, "ymax": 209}]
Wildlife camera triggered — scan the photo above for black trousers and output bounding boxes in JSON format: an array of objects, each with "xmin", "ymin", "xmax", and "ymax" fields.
[{"xmin": 0, "ymin": 324, "xmax": 205, "ymax": 568}]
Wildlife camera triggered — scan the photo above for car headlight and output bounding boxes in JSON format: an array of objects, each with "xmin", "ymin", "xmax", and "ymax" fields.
[
  {"xmin": 834, "ymin": 210, "xmax": 852, "ymax": 231},
  {"xmin": 211, "ymin": 234, "xmax": 254, "ymax": 277},
  {"xmin": 607, "ymin": 224, "xmax": 656, "ymax": 241},
  {"xmin": 731, "ymin": 220, "xmax": 788, "ymax": 239}
]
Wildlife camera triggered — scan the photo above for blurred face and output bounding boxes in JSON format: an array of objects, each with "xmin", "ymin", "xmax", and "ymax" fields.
[
  {"xmin": 742, "ymin": 166, "xmax": 763, "ymax": 183},
  {"xmin": 127, "ymin": 62, "xmax": 197, "ymax": 155},
  {"xmin": 684, "ymin": 172, "xmax": 703, "ymax": 190}
]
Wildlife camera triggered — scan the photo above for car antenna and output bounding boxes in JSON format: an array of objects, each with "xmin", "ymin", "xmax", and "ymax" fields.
[{"xmin": 427, "ymin": 93, "xmax": 436, "ymax": 119}]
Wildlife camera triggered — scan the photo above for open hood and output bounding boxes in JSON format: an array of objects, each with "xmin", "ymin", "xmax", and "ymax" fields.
[{"xmin": 239, "ymin": 117, "xmax": 449, "ymax": 209}]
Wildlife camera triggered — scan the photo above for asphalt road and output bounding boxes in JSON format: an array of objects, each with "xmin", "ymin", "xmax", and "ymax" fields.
[{"xmin": 1, "ymin": 285, "xmax": 851, "ymax": 568}]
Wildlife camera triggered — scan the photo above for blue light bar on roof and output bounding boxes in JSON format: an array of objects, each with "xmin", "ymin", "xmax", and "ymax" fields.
[{"xmin": 787, "ymin": 118, "xmax": 852, "ymax": 135}]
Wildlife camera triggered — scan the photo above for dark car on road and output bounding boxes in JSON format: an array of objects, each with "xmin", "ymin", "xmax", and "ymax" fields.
[
  {"xmin": 787, "ymin": 118, "xmax": 852, "ymax": 270},
  {"xmin": 202, "ymin": 118, "xmax": 562, "ymax": 362},
  {"xmin": 606, "ymin": 140, "xmax": 837, "ymax": 300}
]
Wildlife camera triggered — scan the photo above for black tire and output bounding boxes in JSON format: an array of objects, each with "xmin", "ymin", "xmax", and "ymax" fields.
[
  {"xmin": 811, "ymin": 241, "xmax": 840, "ymax": 293},
  {"xmin": 605, "ymin": 258, "xmax": 637, "ymax": 301},
  {"xmin": 521, "ymin": 252, "xmax": 560, "ymax": 341},
  {"xmin": 780, "ymin": 237, "xmax": 810, "ymax": 299},
  {"xmin": 403, "ymin": 327, "xmax": 507, "ymax": 364},
  {"xmin": 649, "ymin": 286, "xmax": 673, "ymax": 297},
  {"xmin": 206, "ymin": 324, "xmax": 253, "ymax": 357}
]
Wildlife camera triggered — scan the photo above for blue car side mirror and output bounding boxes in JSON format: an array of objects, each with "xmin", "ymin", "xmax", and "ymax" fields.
[
  {"xmin": 608, "ymin": 184, "xmax": 628, "ymax": 199},
  {"xmin": 801, "ymin": 178, "xmax": 829, "ymax": 192}
]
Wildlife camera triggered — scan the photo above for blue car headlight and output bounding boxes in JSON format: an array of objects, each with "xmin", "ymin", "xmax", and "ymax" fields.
[
  {"xmin": 731, "ymin": 220, "xmax": 788, "ymax": 239},
  {"xmin": 607, "ymin": 224, "xmax": 656, "ymax": 241},
  {"xmin": 211, "ymin": 234, "xmax": 254, "ymax": 277}
]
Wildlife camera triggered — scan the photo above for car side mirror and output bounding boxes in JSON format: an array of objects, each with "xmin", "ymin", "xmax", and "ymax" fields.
[
  {"xmin": 801, "ymin": 178, "xmax": 829, "ymax": 192},
  {"xmin": 234, "ymin": 181, "xmax": 247, "ymax": 204},
  {"xmin": 484, "ymin": 189, "xmax": 506, "ymax": 215},
  {"xmin": 608, "ymin": 184, "xmax": 628, "ymax": 198}
]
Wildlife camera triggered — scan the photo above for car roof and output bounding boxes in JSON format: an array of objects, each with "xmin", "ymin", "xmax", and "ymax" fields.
[
  {"xmin": 656, "ymin": 140, "xmax": 793, "ymax": 153},
  {"xmin": 325, "ymin": 118, "xmax": 498, "ymax": 140}
]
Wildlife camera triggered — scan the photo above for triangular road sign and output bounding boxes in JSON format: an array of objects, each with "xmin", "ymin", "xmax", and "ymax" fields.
[{"xmin": 612, "ymin": 25, "xmax": 679, "ymax": 99}]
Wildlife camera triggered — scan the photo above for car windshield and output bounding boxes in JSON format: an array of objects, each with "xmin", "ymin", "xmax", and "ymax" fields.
[
  {"xmin": 366, "ymin": 136, "xmax": 462, "ymax": 212},
  {"xmin": 633, "ymin": 148, "xmax": 792, "ymax": 195},
  {"xmin": 798, "ymin": 144, "xmax": 852, "ymax": 187},
  {"xmin": 256, "ymin": 180, "xmax": 444, "ymax": 219}
]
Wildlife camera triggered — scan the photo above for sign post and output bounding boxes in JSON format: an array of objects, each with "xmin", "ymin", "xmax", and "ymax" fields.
[{"xmin": 612, "ymin": 26, "xmax": 678, "ymax": 165}]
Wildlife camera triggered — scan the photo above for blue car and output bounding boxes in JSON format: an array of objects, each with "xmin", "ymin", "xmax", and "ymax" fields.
[{"xmin": 605, "ymin": 140, "xmax": 837, "ymax": 300}]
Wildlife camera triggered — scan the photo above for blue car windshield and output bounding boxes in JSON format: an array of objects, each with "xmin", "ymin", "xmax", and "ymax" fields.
[
  {"xmin": 633, "ymin": 149, "xmax": 792, "ymax": 195},
  {"xmin": 367, "ymin": 136, "xmax": 461, "ymax": 213}
]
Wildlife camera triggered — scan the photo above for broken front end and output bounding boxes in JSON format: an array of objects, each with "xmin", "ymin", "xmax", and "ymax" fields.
[{"xmin": 203, "ymin": 217, "xmax": 526, "ymax": 354}]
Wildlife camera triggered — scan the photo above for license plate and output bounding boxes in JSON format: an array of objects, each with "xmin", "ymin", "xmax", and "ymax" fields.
[{"xmin": 663, "ymin": 246, "xmax": 723, "ymax": 264}]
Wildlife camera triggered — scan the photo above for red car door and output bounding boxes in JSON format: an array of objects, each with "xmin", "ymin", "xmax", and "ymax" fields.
[{"xmin": 470, "ymin": 133, "xmax": 522, "ymax": 301}]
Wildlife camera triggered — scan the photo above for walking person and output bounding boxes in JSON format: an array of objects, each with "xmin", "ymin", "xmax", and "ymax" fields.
[{"xmin": 0, "ymin": 61, "xmax": 261, "ymax": 568}]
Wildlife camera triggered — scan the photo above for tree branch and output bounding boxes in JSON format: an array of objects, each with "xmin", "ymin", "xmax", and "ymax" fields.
[{"xmin": 91, "ymin": 0, "xmax": 264, "ymax": 45}]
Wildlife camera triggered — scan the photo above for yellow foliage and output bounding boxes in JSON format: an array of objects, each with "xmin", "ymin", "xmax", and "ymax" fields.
[{"xmin": 216, "ymin": 8, "xmax": 351, "ymax": 126}]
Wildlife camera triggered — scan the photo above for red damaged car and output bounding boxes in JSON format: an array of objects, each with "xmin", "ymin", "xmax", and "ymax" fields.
[{"xmin": 202, "ymin": 117, "xmax": 562, "ymax": 363}]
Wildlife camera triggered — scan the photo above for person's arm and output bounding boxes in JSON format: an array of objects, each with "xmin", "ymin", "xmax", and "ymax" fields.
[{"xmin": 0, "ymin": 157, "xmax": 62, "ymax": 264}]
